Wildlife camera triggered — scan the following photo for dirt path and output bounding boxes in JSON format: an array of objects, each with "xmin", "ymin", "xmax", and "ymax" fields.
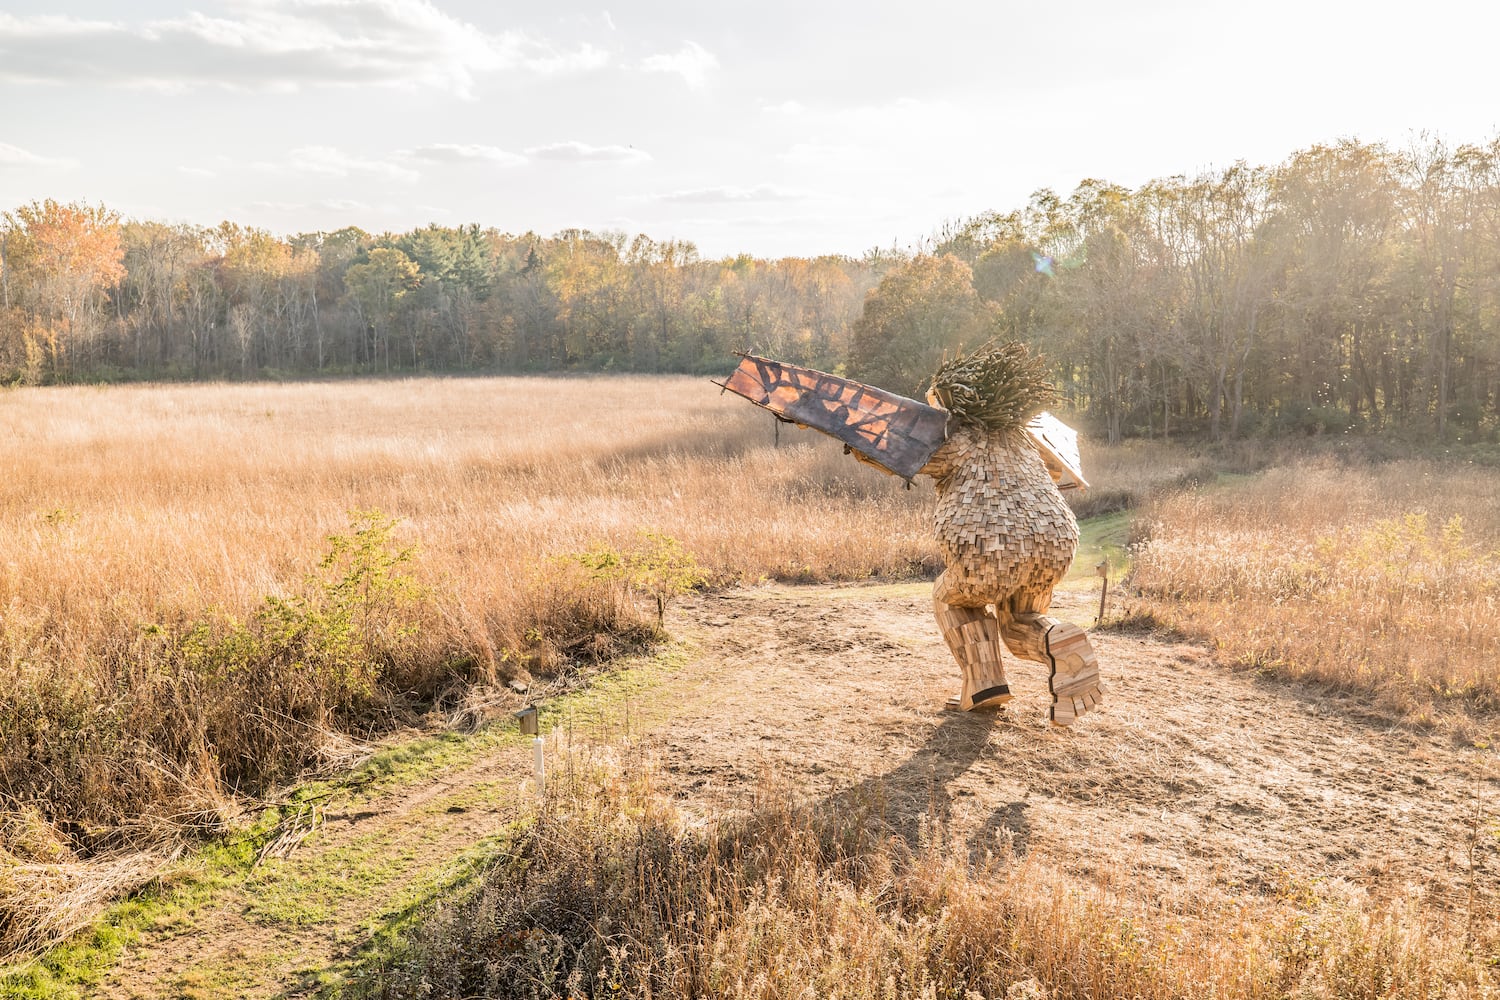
[
  {"xmin": 652, "ymin": 583, "xmax": 1499, "ymax": 916},
  {"xmin": 96, "ymin": 582, "xmax": 1498, "ymax": 997}
]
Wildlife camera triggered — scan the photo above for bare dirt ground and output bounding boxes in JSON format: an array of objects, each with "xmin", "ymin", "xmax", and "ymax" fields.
[
  {"xmin": 94, "ymin": 582, "xmax": 1498, "ymax": 997},
  {"xmin": 651, "ymin": 584, "xmax": 1498, "ymax": 917}
]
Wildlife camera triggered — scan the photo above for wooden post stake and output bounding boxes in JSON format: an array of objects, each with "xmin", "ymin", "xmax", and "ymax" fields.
[{"xmin": 1096, "ymin": 560, "xmax": 1109, "ymax": 623}]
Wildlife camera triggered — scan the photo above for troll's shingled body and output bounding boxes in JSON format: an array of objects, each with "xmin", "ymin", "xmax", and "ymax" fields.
[
  {"xmin": 721, "ymin": 343, "xmax": 1104, "ymax": 725},
  {"xmin": 921, "ymin": 423, "xmax": 1102, "ymax": 722}
]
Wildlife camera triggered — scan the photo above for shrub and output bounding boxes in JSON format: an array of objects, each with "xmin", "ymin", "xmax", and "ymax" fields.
[{"xmin": 569, "ymin": 530, "xmax": 704, "ymax": 625}]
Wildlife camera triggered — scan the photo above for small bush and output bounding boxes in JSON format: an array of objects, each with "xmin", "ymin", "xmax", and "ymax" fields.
[
  {"xmin": 502, "ymin": 559, "xmax": 662, "ymax": 677},
  {"xmin": 569, "ymin": 530, "xmax": 704, "ymax": 625},
  {"xmin": 0, "ymin": 512, "xmax": 440, "ymax": 957}
]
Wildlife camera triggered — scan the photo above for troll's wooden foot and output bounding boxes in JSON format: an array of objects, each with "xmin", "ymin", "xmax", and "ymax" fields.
[
  {"xmin": 1045, "ymin": 621, "xmax": 1103, "ymax": 727},
  {"xmin": 944, "ymin": 690, "xmax": 1011, "ymax": 712},
  {"xmin": 935, "ymin": 602, "xmax": 1013, "ymax": 712},
  {"xmin": 957, "ymin": 618, "xmax": 1012, "ymax": 711}
]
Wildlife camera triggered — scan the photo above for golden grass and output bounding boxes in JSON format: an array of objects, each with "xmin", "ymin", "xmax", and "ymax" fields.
[
  {"xmin": 359, "ymin": 757, "xmax": 1498, "ymax": 999},
  {"xmin": 1065, "ymin": 437, "xmax": 1221, "ymax": 518},
  {"xmin": 1128, "ymin": 459, "xmax": 1500, "ymax": 723},
  {"xmin": 0, "ymin": 375, "xmax": 947, "ymax": 957},
  {"xmin": 0, "ymin": 377, "xmax": 937, "ymax": 614}
]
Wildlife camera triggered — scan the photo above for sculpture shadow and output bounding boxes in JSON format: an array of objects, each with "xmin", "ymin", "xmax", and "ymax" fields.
[{"xmin": 816, "ymin": 712, "xmax": 1031, "ymax": 864}]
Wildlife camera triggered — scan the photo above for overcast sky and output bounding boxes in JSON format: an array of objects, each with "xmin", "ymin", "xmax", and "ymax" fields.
[{"xmin": 2, "ymin": 0, "xmax": 1497, "ymax": 258}]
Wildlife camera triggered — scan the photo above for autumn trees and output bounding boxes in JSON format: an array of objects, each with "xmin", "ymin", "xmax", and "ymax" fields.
[
  {"xmin": 849, "ymin": 254, "xmax": 994, "ymax": 396},
  {"xmin": 1, "ymin": 199, "xmax": 125, "ymax": 381},
  {"xmin": 0, "ymin": 209, "xmax": 878, "ymax": 386},
  {"xmin": 3, "ymin": 132, "xmax": 1500, "ymax": 445},
  {"xmin": 924, "ymin": 136, "xmax": 1500, "ymax": 443}
]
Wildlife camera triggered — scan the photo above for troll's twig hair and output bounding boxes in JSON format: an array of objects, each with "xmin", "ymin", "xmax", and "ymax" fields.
[{"xmin": 927, "ymin": 340, "xmax": 1056, "ymax": 431}]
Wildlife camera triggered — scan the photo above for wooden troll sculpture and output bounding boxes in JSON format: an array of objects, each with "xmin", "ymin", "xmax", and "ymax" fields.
[{"xmin": 719, "ymin": 342, "xmax": 1104, "ymax": 726}]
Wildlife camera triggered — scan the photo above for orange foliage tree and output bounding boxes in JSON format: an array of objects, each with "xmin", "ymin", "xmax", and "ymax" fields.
[{"xmin": 2, "ymin": 199, "xmax": 126, "ymax": 379}]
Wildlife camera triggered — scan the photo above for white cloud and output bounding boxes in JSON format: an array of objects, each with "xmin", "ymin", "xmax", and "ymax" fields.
[
  {"xmin": 255, "ymin": 145, "xmax": 420, "ymax": 182},
  {"xmin": 761, "ymin": 100, "xmax": 805, "ymax": 115},
  {"xmin": 672, "ymin": 212, "xmax": 840, "ymax": 232},
  {"xmin": 176, "ymin": 165, "xmax": 216, "ymax": 177},
  {"xmin": 641, "ymin": 40, "xmax": 717, "ymax": 89},
  {"xmin": 523, "ymin": 42, "xmax": 609, "ymax": 76},
  {"xmin": 407, "ymin": 143, "xmax": 526, "ymax": 166},
  {"xmin": 0, "ymin": 2, "xmax": 608, "ymax": 97},
  {"xmin": 842, "ymin": 97, "xmax": 964, "ymax": 126},
  {"xmin": 655, "ymin": 184, "xmax": 806, "ymax": 204},
  {"xmin": 0, "ymin": 141, "xmax": 75, "ymax": 168},
  {"xmin": 778, "ymin": 142, "xmax": 868, "ymax": 167},
  {"xmin": 244, "ymin": 196, "xmax": 397, "ymax": 219},
  {"xmin": 525, "ymin": 141, "xmax": 649, "ymax": 163}
]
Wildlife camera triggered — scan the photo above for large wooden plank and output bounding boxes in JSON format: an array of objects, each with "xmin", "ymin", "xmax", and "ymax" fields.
[{"xmin": 719, "ymin": 355, "xmax": 950, "ymax": 480}]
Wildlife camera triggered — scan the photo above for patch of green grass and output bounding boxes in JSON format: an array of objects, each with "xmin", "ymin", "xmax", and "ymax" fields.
[
  {"xmin": 414, "ymin": 781, "xmax": 507, "ymax": 817},
  {"xmin": 1065, "ymin": 510, "xmax": 1131, "ymax": 586},
  {"xmin": 535, "ymin": 640, "xmax": 692, "ymax": 738},
  {"xmin": 244, "ymin": 832, "xmax": 419, "ymax": 926},
  {"xmin": 321, "ymin": 829, "xmax": 524, "ymax": 999},
  {"xmin": 0, "ymin": 804, "xmax": 302, "ymax": 999}
]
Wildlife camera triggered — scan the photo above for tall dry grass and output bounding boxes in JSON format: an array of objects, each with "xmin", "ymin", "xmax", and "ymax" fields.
[
  {"xmin": 0, "ymin": 375, "xmax": 945, "ymax": 955},
  {"xmin": 1129, "ymin": 459, "xmax": 1500, "ymax": 723},
  {"xmin": 1066, "ymin": 437, "xmax": 1222, "ymax": 518},
  {"xmin": 359, "ymin": 757, "xmax": 1497, "ymax": 999}
]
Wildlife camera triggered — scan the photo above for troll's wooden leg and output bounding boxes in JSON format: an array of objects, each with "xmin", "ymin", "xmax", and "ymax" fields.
[
  {"xmin": 998, "ymin": 598, "xmax": 1104, "ymax": 727},
  {"xmin": 933, "ymin": 573, "xmax": 1011, "ymax": 711},
  {"xmin": 1043, "ymin": 620, "xmax": 1103, "ymax": 727}
]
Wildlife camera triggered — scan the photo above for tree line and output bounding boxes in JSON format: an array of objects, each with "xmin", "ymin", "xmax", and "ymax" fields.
[
  {"xmin": 0, "ymin": 213, "xmax": 871, "ymax": 383},
  {"xmin": 3, "ymin": 134, "xmax": 1499, "ymax": 443},
  {"xmin": 911, "ymin": 135, "xmax": 1500, "ymax": 444}
]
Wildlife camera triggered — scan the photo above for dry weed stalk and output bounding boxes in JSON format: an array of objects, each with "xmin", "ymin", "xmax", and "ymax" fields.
[{"xmin": 0, "ymin": 845, "xmax": 173, "ymax": 960}]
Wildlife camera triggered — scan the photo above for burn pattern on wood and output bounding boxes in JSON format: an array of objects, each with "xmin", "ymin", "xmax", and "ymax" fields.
[{"xmin": 718, "ymin": 355, "xmax": 950, "ymax": 481}]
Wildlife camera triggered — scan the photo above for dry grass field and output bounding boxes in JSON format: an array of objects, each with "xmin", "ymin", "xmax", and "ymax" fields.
[
  {"xmin": 1129, "ymin": 460, "xmax": 1500, "ymax": 727},
  {"xmin": 1, "ymin": 375, "xmax": 1497, "ymax": 997},
  {"xmin": 0, "ymin": 374, "xmax": 938, "ymax": 956}
]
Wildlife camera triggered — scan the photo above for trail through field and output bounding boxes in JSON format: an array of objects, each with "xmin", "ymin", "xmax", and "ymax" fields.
[
  {"xmin": 650, "ymin": 584, "xmax": 1498, "ymax": 914},
  {"xmin": 97, "ymin": 582, "xmax": 1498, "ymax": 998}
]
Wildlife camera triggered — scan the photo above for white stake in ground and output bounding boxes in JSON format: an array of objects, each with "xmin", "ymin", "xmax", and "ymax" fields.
[{"xmin": 514, "ymin": 706, "xmax": 543, "ymax": 797}]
